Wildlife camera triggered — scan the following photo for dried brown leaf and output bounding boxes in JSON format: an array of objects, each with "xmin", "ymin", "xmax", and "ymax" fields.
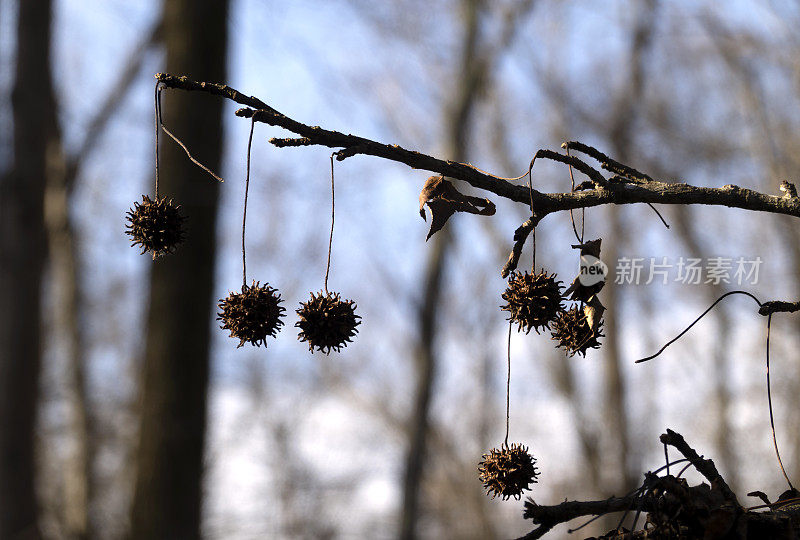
[
  {"xmin": 418, "ymin": 175, "xmax": 495, "ymax": 240},
  {"xmin": 584, "ymin": 295, "xmax": 605, "ymax": 334},
  {"xmin": 564, "ymin": 238, "xmax": 605, "ymax": 301}
]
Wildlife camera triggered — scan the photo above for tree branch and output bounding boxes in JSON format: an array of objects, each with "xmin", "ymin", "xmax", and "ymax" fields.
[
  {"xmin": 517, "ymin": 430, "xmax": 759, "ymax": 539},
  {"xmin": 155, "ymin": 72, "xmax": 800, "ymax": 222},
  {"xmin": 660, "ymin": 428, "xmax": 739, "ymax": 505},
  {"xmin": 519, "ymin": 495, "xmax": 640, "ymax": 539},
  {"xmin": 759, "ymin": 300, "xmax": 800, "ymax": 316}
]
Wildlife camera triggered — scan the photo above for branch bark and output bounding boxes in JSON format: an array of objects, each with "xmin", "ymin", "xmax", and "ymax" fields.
[
  {"xmin": 517, "ymin": 430, "xmax": 800, "ymax": 539},
  {"xmin": 155, "ymin": 73, "xmax": 800, "ymax": 222}
]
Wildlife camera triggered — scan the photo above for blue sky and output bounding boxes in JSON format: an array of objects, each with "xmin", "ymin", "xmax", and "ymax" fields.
[{"xmin": 7, "ymin": 0, "xmax": 800, "ymax": 536}]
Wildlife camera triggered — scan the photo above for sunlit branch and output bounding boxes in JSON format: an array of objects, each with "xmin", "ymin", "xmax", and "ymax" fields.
[{"xmin": 156, "ymin": 73, "xmax": 800, "ymax": 222}]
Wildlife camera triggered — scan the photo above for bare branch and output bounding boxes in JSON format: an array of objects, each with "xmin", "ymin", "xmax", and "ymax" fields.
[
  {"xmin": 519, "ymin": 495, "xmax": 639, "ymax": 539},
  {"xmin": 155, "ymin": 73, "xmax": 800, "ymax": 222},
  {"xmin": 759, "ymin": 300, "xmax": 800, "ymax": 316},
  {"xmin": 660, "ymin": 428, "xmax": 739, "ymax": 505}
]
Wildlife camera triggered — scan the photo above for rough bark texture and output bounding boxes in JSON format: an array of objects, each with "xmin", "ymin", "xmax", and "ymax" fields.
[
  {"xmin": 157, "ymin": 71, "xmax": 800, "ymax": 226},
  {"xmin": 0, "ymin": 1, "xmax": 54, "ymax": 537},
  {"xmin": 129, "ymin": 1, "xmax": 228, "ymax": 538}
]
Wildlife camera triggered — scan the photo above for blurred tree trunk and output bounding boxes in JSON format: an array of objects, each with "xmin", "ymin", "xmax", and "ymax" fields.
[
  {"xmin": 129, "ymin": 0, "xmax": 228, "ymax": 537},
  {"xmin": 43, "ymin": 76, "xmax": 91, "ymax": 540},
  {"xmin": 399, "ymin": 2, "xmax": 484, "ymax": 538},
  {"xmin": 44, "ymin": 22, "xmax": 163, "ymax": 538},
  {"xmin": 0, "ymin": 1, "xmax": 55, "ymax": 537},
  {"xmin": 602, "ymin": 0, "xmax": 658, "ymax": 497}
]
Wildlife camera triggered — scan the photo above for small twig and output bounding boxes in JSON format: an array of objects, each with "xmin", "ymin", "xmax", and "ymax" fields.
[
  {"xmin": 325, "ymin": 153, "xmax": 336, "ymax": 293},
  {"xmin": 563, "ymin": 142, "xmax": 669, "ymax": 228},
  {"xmin": 675, "ymin": 461, "xmax": 694, "ymax": 479},
  {"xmin": 157, "ymin": 86, "xmax": 225, "ymax": 183},
  {"xmin": 528, "ymin": 159, "xmax": 536, "ymax": 271},
  {"xmin": 242, "ymin": 116, "xmax": 256, "ymax": 286},
  {"xmin": 505, "ymin": 321, "xmax": 512, "ymax": 447},
  {"xmin": 759, "ymin": 300, "xmax": 800, "ymax": 316},
  {"xmin": 659, "ymin": 428, "xmax": 739, "ymax": 504},
  {"xmin": 501, "ymin": 217, "xmax": 539, "ymax": 278},
  {"xmin": 765, "ymin": 313, "xmax": 795, "ymax": 489},
  {"xmin": 636, "ymin": 290, "xmax": 762, "ymax": 363},
  {"xmin": 154, "ymin": 80, "xmax": 160, "ymax": 197},
  {"xmin": 531, "ymin": 149, "xmax": 608, "ymax": 188},
  {"xmin": 565, "ymin": 146, "xmax": 585, "ymax": 244},
  {"xmin": 563, "ymin": 140, "xmax": 654, "ymax": 183},
  {"xmin": 645, "ymin": 203, "xmax": 670, "ymax": 229}
]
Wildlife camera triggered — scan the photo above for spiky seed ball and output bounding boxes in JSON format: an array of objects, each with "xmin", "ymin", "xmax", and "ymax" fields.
[
  {"xmin": 501, "ymin": 271, "xmax": 565, "ymax": 334},
  {"xmin": 125, "ymin": 195, "xmax": 186, "ymax": 259},
  {"xmin": 296, "ymin": 291, "xmax": 361, "ymax": 354},
  {"xmin": 550, "ymin": 306, "xmax": 603, "ymax": 357},
  {"xmin": 478, "ymin": 443, "xmax": 539, "ymax": 500},
  {"xmin": 218, "ymin": 281, "xmax": 285, "ymax": 348}
]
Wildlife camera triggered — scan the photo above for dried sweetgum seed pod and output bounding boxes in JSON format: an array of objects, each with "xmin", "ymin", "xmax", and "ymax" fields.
[
  {"xmin": 125, "ymin": 195, "xmax": 186, "ymax": 259},
  {"xmin": 478, "ymin": 443, "xmax": 539, "ymax": 500},
  {"xmin": 218, "ymin": 281, "xmax": 285, "ymax": 348},
  {"xmin": 550, "ymin": 305, "xmax": 603, "ymax": 357},
  {"xmin": 501, "ymin": 270, "xmax": 565, "ymax": 334},
  {"xmin": 296, "ymin": 291, "xmax": 361, "ymax": 354}
]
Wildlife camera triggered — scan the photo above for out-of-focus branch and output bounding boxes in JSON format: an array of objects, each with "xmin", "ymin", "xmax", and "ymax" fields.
[{"xmin": 65, "ymin": 21, "xmax": 162, "ymax": 193}]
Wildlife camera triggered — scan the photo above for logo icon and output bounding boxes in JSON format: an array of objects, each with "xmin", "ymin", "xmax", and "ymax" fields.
[{"xmin": 578, "ymin": 254, "xmax": 608, "ymax": 286}]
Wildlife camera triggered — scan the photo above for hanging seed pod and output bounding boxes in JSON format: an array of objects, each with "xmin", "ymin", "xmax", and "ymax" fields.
[
  {"xmin": 501, "ymin": 270, "xmax": 565, "ymax": 334},
  {"xmin": 478, "ymin": 443, "xmax": 539, "ymax": 500},
  {"xmin": 296, "ymin": 291, "xmax": 361, "ymax": 354},
  {"xmin": 550, "ymin": 305, "xmax": 603, "ymax": 357},
  {"xmin": 218, "ymin": 281, "xmax": 285, "ymax": 347},
  {"xmin": 125, "ymin": 195, "xmax": 186, "ymax": 259}
]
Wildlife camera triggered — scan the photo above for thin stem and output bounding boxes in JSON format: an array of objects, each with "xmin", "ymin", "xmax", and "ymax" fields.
[
  {"xmin": 157, "ymin": 87, "xmax": 224, "ymax": 183},
  {"xmin": 242, "ymin": 116, "xmax": 255, "ymax": 287},
  {"xmin": 505, "ymin": 320, "xmax": 512, "ymax": 447},
  {"xmin": 465, "ymin": 162, "xmax": 530, "ymax": 182},
  {"xmin": 566, "ymin": 147, "xmax": 584, "ymax": 243},
  {"xmin": 527, "ymin": 163, "xmax": 536, "ymax": 272},
  {"xmin": 636, "ymin": 290, "xmax": 763, "ymax": 363},
  {"xmin": 154, "ymin": 81, "xmax": 160, "ymax": 197},
  {"xmin": 766, "ymin": 313, "xmax": 794, "ymax": 489},
  {"xmin": 160, "ymin": 124, "xmax": 225, "ymax": 183},
  {"xmin": 325, "ymin": 153, "xmax": 336, "ymax": 294}
]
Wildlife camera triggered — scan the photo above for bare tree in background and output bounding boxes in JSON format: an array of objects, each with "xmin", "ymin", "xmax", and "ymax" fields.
[
  {"xmin": 0, "ymin": 1, "xmax": 55, "ymax": 537},
  {"xmin": 11, "ymin": 1, "xmax": 800, "ymax": 538},
  {"xmin": 398, "ymin": 0, "xmax": 481, "ymax": 533},
  {"xmin": 41, "ymin": 21, "xmax": 163, "ymax": 539},
  {"xmin": 400, "ymin": 1, "xmax": 538, "ymax": 537},
  {"xmin": 130, "ymin": 0, "xmax": 228, "ymax": 537}
]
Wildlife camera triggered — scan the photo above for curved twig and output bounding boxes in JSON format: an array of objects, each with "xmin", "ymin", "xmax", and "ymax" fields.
[{"xmin": 636, "ymin": 290, "xmax": 762, "ymax": 363}]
